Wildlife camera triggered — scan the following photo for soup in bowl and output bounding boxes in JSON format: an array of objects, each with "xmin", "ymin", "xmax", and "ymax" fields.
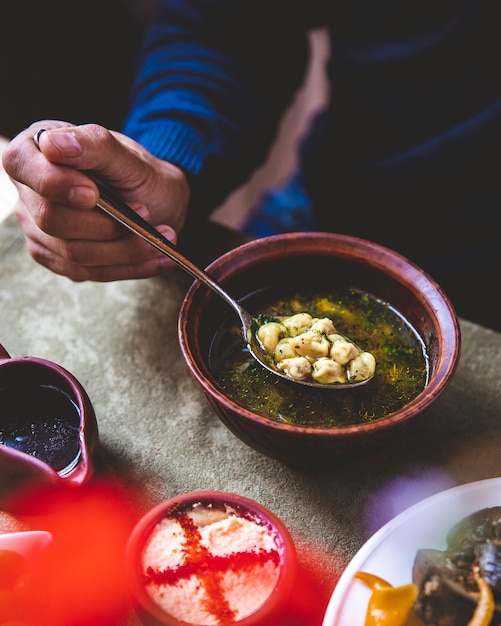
[{"xmin": 178, "ymin": 232, "xmax": 461, "ymax": 467}]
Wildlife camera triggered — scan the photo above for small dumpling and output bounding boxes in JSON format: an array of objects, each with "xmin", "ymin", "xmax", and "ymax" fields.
[
  {"xmin": 348, "ymin": 352, "xmax": 376, "ymax": 381},
  {"xmin": 281, "ymin": 313, "xmax": 313, "ymax": 337},
  {"xmin": 312, "ymin": 358, "xmax": 347, "ymax": 384},
  {"xmin": 311, "ymin": 317, "xmax": 337, "ymax": 335},
  {"xmin": 277, "ymin": 356, "xmax": 312, "ymax": 380},
  {"xmin": 290, "ymin": 330, "xmax": 330, "ymax": 359},
  {"xmin": 327, "ymin": 333, "xmax": 345, "ymax": 343},
  {"xmin": 257, "ymin": 321, "xmax": 285, "ymax": 352},
  {"xmin": 330, "ymin": 339, "xmax": 360, "ymax": 365},
  {"xmin": 274, "ymin": 338, "xmax": 297, "ymax": 362}
]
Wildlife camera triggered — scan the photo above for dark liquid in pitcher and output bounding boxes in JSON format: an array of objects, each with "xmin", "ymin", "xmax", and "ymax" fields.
[{"xmin": 0, "ymin": 384, "xmax": 81, "ymax": 474}]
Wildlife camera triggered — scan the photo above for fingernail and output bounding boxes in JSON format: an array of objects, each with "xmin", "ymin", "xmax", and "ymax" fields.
[
  {"xmin": 48, "ymin": 130, "xmax": 83, "ymax": 157},
  {"xmin": 136, "ymin": 205, "xmax": 151, "ymax": 220},
  {"xmin": 68, "ymin": 185, "xmax": 98, "ymax": 207},
  {"xmin": 156, "ymin": 225, "xmax": 177, "ymax": 242}
]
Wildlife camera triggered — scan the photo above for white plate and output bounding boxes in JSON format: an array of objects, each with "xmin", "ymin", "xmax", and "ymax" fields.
[{"xmin": 322, "ymin": 477, "xmax": 501, "ymax": 625}]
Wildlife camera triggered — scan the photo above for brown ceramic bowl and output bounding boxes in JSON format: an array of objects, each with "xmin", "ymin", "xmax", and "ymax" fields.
[{"xmin": 178, "ymin": 232, "xmax": 461, "ymax": 467}]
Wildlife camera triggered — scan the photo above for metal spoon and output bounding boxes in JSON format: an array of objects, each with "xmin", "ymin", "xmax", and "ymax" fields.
[{"xmin": 33, "ymin": 131, "xmax": 373, "ymax": 389}]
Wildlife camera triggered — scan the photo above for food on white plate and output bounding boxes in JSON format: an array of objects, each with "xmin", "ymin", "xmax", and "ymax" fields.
[{"xmin": 357, "ymin": 507, "xmax": 501, "ymax": 626}]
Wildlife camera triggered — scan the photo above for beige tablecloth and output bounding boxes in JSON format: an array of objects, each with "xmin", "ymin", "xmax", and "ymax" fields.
[{"xmin": 2, "ymin": 212, "xmax": 501, "ymax": 624}]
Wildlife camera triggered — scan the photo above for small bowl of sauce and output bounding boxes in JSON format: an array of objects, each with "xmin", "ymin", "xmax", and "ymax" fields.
[
  {"xmin": 0, "ymin": 343, "xmax": 99, "ymax": 507},
  {"xmin": 126, "ymin": 490, "xmax": 297, "ymax": 625}
]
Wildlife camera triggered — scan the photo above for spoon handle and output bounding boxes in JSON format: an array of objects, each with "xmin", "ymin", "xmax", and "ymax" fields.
[
  {"xmin": 96, "ymin": 182, "xmax": 209, "ymax": 284},
  {"xmin": 96, "ymin": 182, "xmax": 254, "ymax": 333}
]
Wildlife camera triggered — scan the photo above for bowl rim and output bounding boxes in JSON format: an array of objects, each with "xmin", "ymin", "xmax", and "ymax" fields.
[
  {"xmin": 178, "ymin": 232, "xmax": 461, "ymax": 438},
  {"xmin": 125, "ymin": 489, "xmax": 297, "ymax": 626}
]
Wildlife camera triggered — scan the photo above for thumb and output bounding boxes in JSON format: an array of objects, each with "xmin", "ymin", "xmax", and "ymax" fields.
[{"xmin": 37, "ymin": 124, "xmax": 149, "ymax": 191}]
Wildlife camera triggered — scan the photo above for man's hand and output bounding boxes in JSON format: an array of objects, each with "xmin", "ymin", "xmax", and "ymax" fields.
[{"xmin": 2, "ymin": 121, "xmax": 190, "ymax": 281}]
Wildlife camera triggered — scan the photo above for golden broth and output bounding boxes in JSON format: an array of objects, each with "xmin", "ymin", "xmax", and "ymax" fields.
[{"xmin": 209, "ymin": 287, "xmax": 429, "ymax": 428}]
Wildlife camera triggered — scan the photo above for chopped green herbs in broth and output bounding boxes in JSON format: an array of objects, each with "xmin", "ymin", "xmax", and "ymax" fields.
[{"xmin": 209, "ymin": 288, "xmax": 429, "ymax": 428}]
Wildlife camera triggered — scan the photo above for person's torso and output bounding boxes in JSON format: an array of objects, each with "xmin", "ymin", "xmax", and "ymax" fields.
[{"xmin": 301, "ymin": 0, "xmax": 499, "ymax": 260}]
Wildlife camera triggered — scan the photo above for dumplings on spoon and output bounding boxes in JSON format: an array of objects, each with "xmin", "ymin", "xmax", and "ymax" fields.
[{"xmin": 256, "ymin": 313, "xmax": 376, "ymax": 385}]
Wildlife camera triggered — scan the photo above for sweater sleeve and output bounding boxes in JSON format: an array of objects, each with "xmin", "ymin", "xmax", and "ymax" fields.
[{"xmin": 122, "ymin": 0, "xmax": 314, "ymax": 217}]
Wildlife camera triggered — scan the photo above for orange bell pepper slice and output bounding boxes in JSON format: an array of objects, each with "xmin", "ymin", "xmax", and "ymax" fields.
[
  {"xmin": 355, "ymin": 571, "xmax": 418, "ymax": 626},
  {"xmin": 355, "ymin": 571, "xmax": 393, "ymax": 589},
  {"xmin": 467, "ymin": 574, "xmax": 494, "ymax": 626}
]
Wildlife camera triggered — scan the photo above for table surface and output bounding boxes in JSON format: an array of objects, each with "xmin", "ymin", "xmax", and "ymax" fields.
[{"xmin": 2, "ymin": 210, "xmax": 501, "ymax": 625}]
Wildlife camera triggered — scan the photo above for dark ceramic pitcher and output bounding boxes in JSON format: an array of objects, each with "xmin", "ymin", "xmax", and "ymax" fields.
[{"xmin": 0, "ymin": 343, "xmax": 99, "ymax": 507}]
